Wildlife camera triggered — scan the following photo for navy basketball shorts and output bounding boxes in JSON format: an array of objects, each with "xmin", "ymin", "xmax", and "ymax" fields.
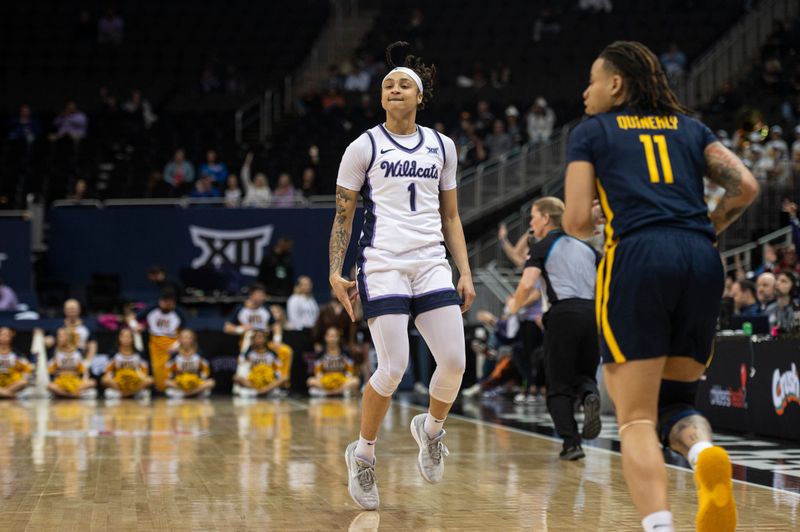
[{"xmin": 596, "ymin": 227, "xmax": 724, "ymax": 365}]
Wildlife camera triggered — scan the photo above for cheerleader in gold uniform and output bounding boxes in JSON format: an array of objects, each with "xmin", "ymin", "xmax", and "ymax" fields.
[
  {"xmin": 0, "ymin": 327, "xmax": 32, "ymax": 399},
  {"xmin": 233, "ymin": 329, "xmax": 287, "ymax": 397},
  {"xmin": 47, "ymin": 328, "xmax": 97, "ymax": 398},
  {"xmin": 307, "ymin": 327, "xmax": 359, "ymax": 397},
  {"xmin": 102, "ymin": 328, "xmax": 154, "ymax": 399},
  {"xmin": 165, "ymin": 330, "xmax": 215, "ymax": 398}
]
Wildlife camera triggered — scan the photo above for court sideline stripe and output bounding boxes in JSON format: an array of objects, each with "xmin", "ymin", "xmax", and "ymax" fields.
[{"xmin": 399, "ymin": 400, "xmax": 800, "ymax": 499}]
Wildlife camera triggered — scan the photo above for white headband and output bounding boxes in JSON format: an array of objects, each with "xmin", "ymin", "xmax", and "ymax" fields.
[{"xmin": 382, "ymin": 67, "xmax": 423, "ymax": 93}]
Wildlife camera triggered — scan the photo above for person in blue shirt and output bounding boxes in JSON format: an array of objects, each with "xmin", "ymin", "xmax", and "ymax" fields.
[
  {"xmin": 562, "ymin": 41, "xmax": 759, "ymax": 532},
  {"xmin": 731, "ymin": 280, "xmax": 761, "ymax": 317}
]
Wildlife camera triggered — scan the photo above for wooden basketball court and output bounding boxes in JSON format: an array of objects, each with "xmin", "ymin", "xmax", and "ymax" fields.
[{"xmin": 0, "ymin": 397, "xmax": 797, "ymax": 531}]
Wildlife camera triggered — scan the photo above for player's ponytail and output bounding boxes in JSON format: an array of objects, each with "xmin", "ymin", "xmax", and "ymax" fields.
[
  {"xmin": 599, "ymin": 41, "xmax": 690, "ymax": 116},
  {"xmin": 385, "ymin": 41, "xmax": 436, "ymax": 109}
]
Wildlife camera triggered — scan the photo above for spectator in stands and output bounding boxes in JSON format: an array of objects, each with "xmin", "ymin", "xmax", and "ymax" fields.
[
  {"xmin": 223, "ymin": 174, "xmax": 242, "ymax": 208},
  {"xmin": 756, "ymin": 272, "xmax": 777, "ymax": 314},
  {"xmin": 461, "ymin": 309, "xmax": 521, "ymax": 398},
  {"xmin": 484, "ymin": 119, "xmax": 514, "ymax": 159},
  {"xmin": 526, "ymin": 97, "xmax": 555, "ymax": 144},
  {"xmin": 659, "ymin": 43, "xmax": 687, "ymax": 84},
  {"xmin": 97, "ymin": 8, "xmax": 124, "ymax": 45},
  {"xmin": 753, "ymin": 244, "xmax": 778, "ymax": 276},
  {"xmin": 475, "ymin": 100, "xmax": 495, "ymax": 136},
  {"xmin": 731, "ymin": 279, "xmax": 761, "ymax": 316},
  {"xmin": 50, "ymin": 101, "xmax": 88, "ymax": 143},
  {"xmin": 753, "ymin": 146, "xmax": 778, "ymax": 182},
  {"xmin": 322, "ymin": 87, "xmax": 346, "ymax": 113},
  {"xmin": 766, "ymin": 126, "xmax": 789, "ymax": 160},
  {"xmin": 190, "ymin": 174, "xmax": 221, "ymax": 199},
  {"xmin": 199, "ymin": 65, "xmax": 220, "ymax": 94},
  {"xmin": 121, "ymin": 89, "xmax": 157, "ymax": 130},
  {"xmin": 0, "ymin": 279, "xmax": 19, "ymax": 311},
  {"xmin": 240, "ymin": 152, "xmax": 271, "ymax": 208},
  {"xmin": 8, "ymin": 104, "xmax": 40, "ymax": 149},
  {"xmin": 258, "ymin": 237, "xmax": 295, "ymax": 298},
  {"xmin": 66, "ymin": 178, "xmax": 90, "ymax": 202},
  {"xmin": 404, "ymin": 8, "xmax": 429, "ymax": 50},
  {"xmin": 532, "ymin": 8, "xmax": 561, "ymax": 42},
  {"xmin": 708, "ymin": 81, "xmax": 741, "ymax": 115},
  {"xmin": 762, "ymin": 57, "xmax": 784, "ymax": 93},
  {"xmin": 0, "ymin": 327, "xmax": 33, "ymax": 399},
  {"xmin": 771, "ymin": 271, "xmax": 798, "ymax": 331},
  {"xmin": 198, "ymin": 149, "xmax": 229, "ymax": 186},
  {"xmin": 287, "ymin": 276, "xmax": 319, "ymax": 330},
  {"xmin": 300, "ymin": 168, "xmax": 318, "ymax": 198},
  {"xmin": 505, "ymin": 106, "xmax": 524, "ymax": 145},
  {"xmin": 223, "ymin": 64, "xmax": 246, "ymax": 95},
  {"xmin": 578, "ymin": 0, "xmax": 613, "ymax": 12},
  {"xmin": 74, "ymin": 9, "xmax": 94, "ymax": 45},
  {"xmin": 490, "ymin": 62, "xmax": 512, "ymax": 89},
  {"xmin": 344, "ymin": 61, "xmax": 371, "ymax": 93},
  {"xmin": 307, "ymin": 327, "xmax": 359, "ymax": 397},
  {"xmin": 271, "ymin": 173, "xmax": 298, "ymax": 207},
  {"xmin": 163, "ymin": 149, "xmax": 195, "ymax": 192},
  {"xmin": 792, "ymin": 125, "xmax": 800, "ymax": 159}
]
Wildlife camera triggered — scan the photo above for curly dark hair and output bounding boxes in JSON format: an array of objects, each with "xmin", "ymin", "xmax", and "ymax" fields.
[
  {"xmin": 599, "ymin": 41, "xmax": 691, "ymax": 116},
  {"xmin": 385, "ymin": 41, "xmax": 436, "ymax": 110}
]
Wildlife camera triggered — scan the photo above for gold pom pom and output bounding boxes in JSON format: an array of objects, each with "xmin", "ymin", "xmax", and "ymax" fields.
[
  {"xmin": 175, "ymin": 373, "xmax": 202, "ymax": 391},
  {"xmin": 114, "ymin": 368, "xmax": 143, "ymax": 393},
  {"xmin": 0, "ymin": 371, "xmax": 22, "ymax": 388},
  {"xmin": 55, "ymin": 373, "xmax": 82, "ymax": 394},
  {"xmin": 248, "ymin": 365, "xmax": 275, "ymax": 388},
  {"xmin": 320, "ymin": 372, "xmax": 347, "ymax": 390}
]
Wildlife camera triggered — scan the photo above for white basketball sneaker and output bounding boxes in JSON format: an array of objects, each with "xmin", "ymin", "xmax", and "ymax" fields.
[
  {"xmin": 344, "ymin": 441, "xmax": 379, "ymax": 510},
  {"xmin": 410, "ymin": 413, "xmax": 449, "ymax": 483}
]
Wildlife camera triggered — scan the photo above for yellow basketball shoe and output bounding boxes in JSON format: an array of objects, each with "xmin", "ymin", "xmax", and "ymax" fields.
[{"xmin": 695, "ymin": 446, "xmax": 736, "ymax": 532}]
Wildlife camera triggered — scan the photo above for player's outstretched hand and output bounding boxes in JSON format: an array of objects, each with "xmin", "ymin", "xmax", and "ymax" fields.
[
  {"xmin": 330, "ymin": 274, "xmax": 357, "ymax": 322},
  {"xmin": 458, "ymin": 275, "xmax": 476, "ymax": 314}
]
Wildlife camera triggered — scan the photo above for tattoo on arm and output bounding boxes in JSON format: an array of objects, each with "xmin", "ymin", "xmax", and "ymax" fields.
[
  {"xmin": 705, "ymin": 142, "xmax": 743, "ymax": 200},
  {"xmin": 329, "ymin": 186, "xmax": 356, "ymax": 277}
]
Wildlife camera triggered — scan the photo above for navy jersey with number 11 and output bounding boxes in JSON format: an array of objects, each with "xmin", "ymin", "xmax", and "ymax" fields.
[{"xmin": 567, "ymin": 108, "xmax": 717, "ymax": 242}]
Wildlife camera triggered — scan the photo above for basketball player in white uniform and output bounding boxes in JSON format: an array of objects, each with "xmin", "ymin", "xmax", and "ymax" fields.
[{"xmin": 329, "ymin": 42, "xmax": 475, "ymax": 510}]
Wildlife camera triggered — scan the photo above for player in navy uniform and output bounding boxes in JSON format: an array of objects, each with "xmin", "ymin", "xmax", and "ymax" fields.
[{"xmin": 563, "ymin": 41, "xmax": 759, "ymax": 532}]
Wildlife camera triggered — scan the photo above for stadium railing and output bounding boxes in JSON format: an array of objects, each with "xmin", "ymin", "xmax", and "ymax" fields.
[{"xmin": 679, "ymin": 0, "xmax": 799, "ymax": 109}]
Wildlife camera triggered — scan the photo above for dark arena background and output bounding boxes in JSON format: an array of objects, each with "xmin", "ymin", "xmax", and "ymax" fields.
[{"xmin": 0, "ymin": 0, "xmax": 799, "ymax": 530}]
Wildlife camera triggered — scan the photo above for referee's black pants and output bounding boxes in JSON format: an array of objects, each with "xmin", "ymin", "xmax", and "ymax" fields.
[{"xmin": 543, "ymin": 299, "xmax": 599, "ymax": 448}]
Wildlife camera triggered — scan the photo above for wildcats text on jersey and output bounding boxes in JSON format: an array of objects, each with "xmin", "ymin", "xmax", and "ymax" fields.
[{"xmin": 380, "ymin": 160, "xmax": 439, "ymax": 179}]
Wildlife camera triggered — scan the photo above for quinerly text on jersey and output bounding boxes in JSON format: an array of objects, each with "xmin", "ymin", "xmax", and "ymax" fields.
[{"xmin": 336, "ymin": 124, "xmax": 458, "ymax": 256}]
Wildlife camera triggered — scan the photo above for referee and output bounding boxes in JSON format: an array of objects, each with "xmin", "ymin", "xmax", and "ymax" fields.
[{"xmin": 507, "ymin": 197, "xmax": 602, "ymax": 460}]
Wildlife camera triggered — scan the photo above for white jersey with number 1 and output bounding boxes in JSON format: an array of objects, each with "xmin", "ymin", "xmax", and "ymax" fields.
[{"xmin": 336, "ymin": 123, "xmax": 457, "ymax": 255}]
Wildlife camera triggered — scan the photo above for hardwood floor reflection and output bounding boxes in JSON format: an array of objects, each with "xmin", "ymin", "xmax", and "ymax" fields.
[{"xmin": 0, "ymin": 398, "xmax": 797, "ymax": 531}]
